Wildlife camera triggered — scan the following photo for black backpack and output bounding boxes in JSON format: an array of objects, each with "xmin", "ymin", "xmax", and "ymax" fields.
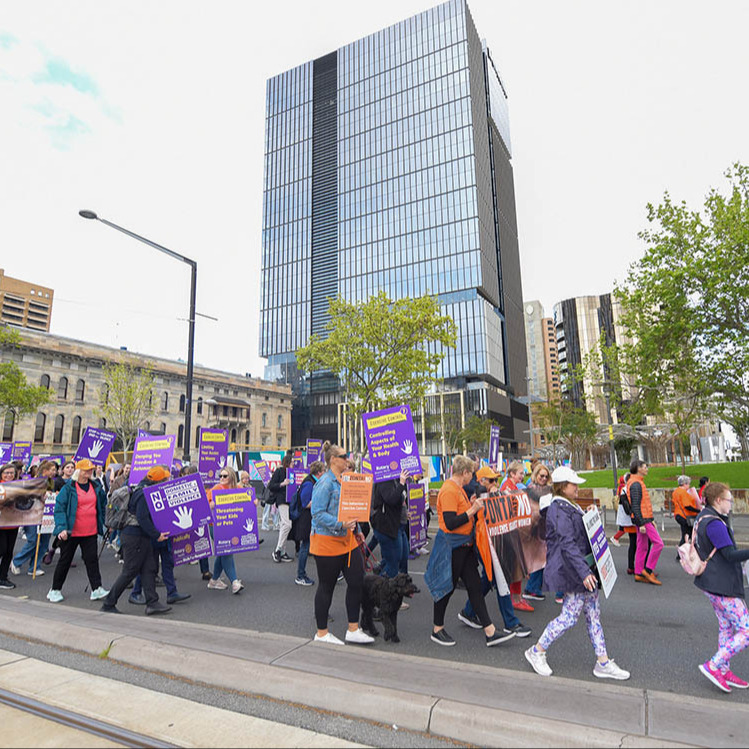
[{"xmin": 619, "ymin": 484, "xmax": 632, "ymax": 516}]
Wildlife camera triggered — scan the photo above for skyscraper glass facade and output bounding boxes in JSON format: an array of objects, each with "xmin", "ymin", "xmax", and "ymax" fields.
[{"xmin": 261, "ymin": 0, "xmax": 528, "ymax": 449}]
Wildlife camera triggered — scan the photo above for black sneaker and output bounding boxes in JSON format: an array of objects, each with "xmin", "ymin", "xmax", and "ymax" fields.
[
  {"xmin": 431, "ymin": 629, "xmax": 456, "ymax": 646},
  {"xmin": 272, "ymin": 550, "xmax": 282, "ymax": 563},
  {"xmin": 0, "ymin": 579, "xmax": 16, "ymax": 590},
  {"xmin": 100, "ymin": 603, "xmax": 120, "ymax": 613},
  {"xmin": 522, "ymin": 592, "xmax": 545, "ymax": 601},
  {"xmin": 486, "ymin": 629, "xmax": 515, "ymax": 647},
  {"xmin": 279, "ymin": 552, "xmax": 293, "ymax": 563},
  {"xmin": 504, "ymin": 623, "xmax": 532, "ymax": 638},
  {"xmin": 458, "ymin": 610, "xmax": 483, "ymax": 629}
]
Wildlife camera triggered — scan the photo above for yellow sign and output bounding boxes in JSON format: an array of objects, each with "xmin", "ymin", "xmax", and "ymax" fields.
[
  {"xmin": 139, "ymin": 439, "xmax": 171, "ymax": 450},
  {"xmin": 366, "ymin": 412, "xmax": 407, "ymax": 429},
  {"xmin": 202, "ymin": 432, "xmax": 226, "ymax": 443}
]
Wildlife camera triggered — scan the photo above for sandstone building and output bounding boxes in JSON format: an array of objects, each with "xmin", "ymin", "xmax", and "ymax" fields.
[{"xmin": 0, "ymin": 329, "xmax": 293, "ymax": 457}]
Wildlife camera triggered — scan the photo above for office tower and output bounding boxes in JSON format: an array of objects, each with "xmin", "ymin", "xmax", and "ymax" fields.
[
  {"xmin": 523, "ymin": 300, "xmax": 560, "ymax": 403},
  {"xmin": 260, "ymin": 0, "xmax": 528, "ymax": 451},
  {"xmin": 553, "ymin": 293, "xmax": 632, "ymax": 423},
  {"xmin": 0, "ymin": 269, "xmax": 53, "ymax": 332}
]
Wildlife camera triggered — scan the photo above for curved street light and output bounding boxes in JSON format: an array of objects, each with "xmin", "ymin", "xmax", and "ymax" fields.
[{"xmin": 78, "ymin": 210, "xmax": 197, "ymax": 462}]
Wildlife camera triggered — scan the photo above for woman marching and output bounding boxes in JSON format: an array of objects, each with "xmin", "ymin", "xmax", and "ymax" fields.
[
  {"xmin": 693, "ymin": 482, "xmax": 749, "ymax": 693},
  {"xmin": 524, "ymin": 466, "xmax": 630, "ymax": 680}
]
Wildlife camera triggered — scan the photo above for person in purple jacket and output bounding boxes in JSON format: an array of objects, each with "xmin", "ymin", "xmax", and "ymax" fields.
[{"xmin": 524, "ymin": 466, "xmax": 630, "ymax": 680}]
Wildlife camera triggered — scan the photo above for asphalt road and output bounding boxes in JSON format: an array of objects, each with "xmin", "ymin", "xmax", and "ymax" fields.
[{"xmin": 7, "ymin": 523, "xmax": 749, "ymax": 705}]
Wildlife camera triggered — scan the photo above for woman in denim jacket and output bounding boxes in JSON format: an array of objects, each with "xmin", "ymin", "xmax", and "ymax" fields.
[{"xmin": 310, "ymin": 442, "xmax": 374, "ymax": 646}]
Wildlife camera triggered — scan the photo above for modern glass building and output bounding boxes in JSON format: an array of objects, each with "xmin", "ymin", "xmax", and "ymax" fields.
[{"xmin": 260, "ymin": 0, "xmax": 528, "ymax": 452}]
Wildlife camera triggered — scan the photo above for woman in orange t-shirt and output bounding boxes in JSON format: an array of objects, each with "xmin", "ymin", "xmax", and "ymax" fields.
[{"xmin": 427, "ymin": 455, "xmax": 504, "ymax": 648}]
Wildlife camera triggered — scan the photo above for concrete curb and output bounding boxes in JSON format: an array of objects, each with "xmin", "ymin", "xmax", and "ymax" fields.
[{"xmin": 0, "ymin": 599, "xmax": 715, "ymax": 748}]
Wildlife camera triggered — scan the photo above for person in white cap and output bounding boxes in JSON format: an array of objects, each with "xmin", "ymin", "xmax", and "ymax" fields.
[{"xmin": 524, "ymin": 466, "xmax": 630, "ymax": 680}]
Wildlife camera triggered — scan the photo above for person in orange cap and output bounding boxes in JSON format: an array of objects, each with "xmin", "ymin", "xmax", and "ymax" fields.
[
  {"xmin": 47, "ymin": 459, "xmax": 109, "ymax": 603},
  {"xmin": 101, "ymin": 465, "xmax": 172, "ymax": 615}
]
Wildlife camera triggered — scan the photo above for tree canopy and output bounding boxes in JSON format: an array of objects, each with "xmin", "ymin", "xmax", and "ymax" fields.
[
  {"xmin": 0, "ymin": 327, "xmax": 51, "ymax": 427},
  {"xmin": 296, "ymin": 291, "xmax": 457, "ymax": 422},
  {"xmin": 616, "ymin": 162, "xmax": 749, "ymax": 459}
]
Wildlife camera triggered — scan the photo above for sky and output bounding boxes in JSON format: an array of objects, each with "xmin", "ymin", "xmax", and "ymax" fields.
[{"xmin": 1, "ymin": 0, "xmax": 748, "ymax": 380}]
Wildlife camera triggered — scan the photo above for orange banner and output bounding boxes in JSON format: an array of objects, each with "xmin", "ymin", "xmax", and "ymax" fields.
[
  {"xmin": 337, "ymin": 472, "xmax": 374, "ymax": 523},
  {"xmin": 481, "ymin": 489, "xmax": 532, "ymax": 538}
]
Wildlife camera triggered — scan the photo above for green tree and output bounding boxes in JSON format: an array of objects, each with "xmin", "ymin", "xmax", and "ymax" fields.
[
  {"xmin": 616, "ymin": 163, "xmax": 748, "ymax": 460},
  {"xmin": 97, "ymin": 361, "xmax": 155, "ymax": 460},
  {"xmin": 457, "ymin": 415, "xmax": 501, "ymax": 455},
  {"xmin": 0, "ymin": 327, "xmax": 51, "ymax": 431},
  {"xmin": 296, "ymin": 292, "xmax": 457, "ymax": 447},
  {"xmin": 535, "ymin": 395, "xmax": 597, "ymax": 470}
]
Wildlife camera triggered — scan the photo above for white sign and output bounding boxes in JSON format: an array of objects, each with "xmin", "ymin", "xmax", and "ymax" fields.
[
  {"xmin": 40, "ymin": 493, "xmax": 57, "ymax": 535},
  {"xmin": 583, "ymin": 506, "xmax": 618, "ymax": 598}
]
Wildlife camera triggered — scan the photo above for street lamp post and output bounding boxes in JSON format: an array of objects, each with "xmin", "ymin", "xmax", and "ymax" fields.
[
  {"xmin": 602, "ymin": 384, "xmax": 619, "ymax": 497},
  {"xmin": 78, "ymin": 210, "xmax": 196, "ymax": 462}
]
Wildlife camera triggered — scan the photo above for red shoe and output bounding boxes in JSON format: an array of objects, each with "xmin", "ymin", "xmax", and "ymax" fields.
[
  {"xmin": 513, "ymin": 599, "xmax": 534, "ymax": 612},
  {"xmin": 626, "ymin": 569, "xmax": 634, "ymax": 575},
  {"xmin": 699, "ymin": 661, "xmax": 731, "ymax": 693},
  {"xmin": 725, "ymin": 670, "xmax": 749, "ymax": 689}
]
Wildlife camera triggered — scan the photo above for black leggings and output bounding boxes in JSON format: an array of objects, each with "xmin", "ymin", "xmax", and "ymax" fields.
[
  {"xmin": 314, "ymin": 549, "xmax": 364, "ymax": 630},
  {"xmin": 627, "ymin": 531, "xmax": 637, "ymax": 570},
  {"xmin": 52, "ymin": 535, "xmax": 102, "ymax": 591},
  {"xmin": 0, "ymin": 528, "xmax": 19, "ymax": 580},
  {"xmin": 676, "ymin": 516, "xmax": 692, "ymax": 547},
  {"xmin": 433, "ymin": 545, "xmax": 491, "ymax": 628}
]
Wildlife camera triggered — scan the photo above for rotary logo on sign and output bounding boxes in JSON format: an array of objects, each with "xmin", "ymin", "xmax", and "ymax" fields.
[
  {"xmin": 185, "ymin": 544, "xmax": 193, "ymax": 553},
  {"xmin": 389, "ymin": 461, "xmax": 398, "ymax": 470},
  {"xmin": 231, "ymin": 537, "xmax": 239, "ymax": 546}
]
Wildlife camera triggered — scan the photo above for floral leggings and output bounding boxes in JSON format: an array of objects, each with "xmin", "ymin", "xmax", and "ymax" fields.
[
  {"xmin": 705, "ymin": 593, "xmax": 749, "ymax": 672},
  {"xmin": 538, "ymin": 590, "xmax": 607, "ymax": 657}
]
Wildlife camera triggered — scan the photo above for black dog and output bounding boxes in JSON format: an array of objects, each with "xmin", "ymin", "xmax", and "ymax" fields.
[{"xmin": 360, "ymin": 573, "xmax": 418, "ymax": 643}]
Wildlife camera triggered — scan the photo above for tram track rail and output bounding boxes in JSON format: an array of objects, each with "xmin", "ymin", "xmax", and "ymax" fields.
[{"xmin": 0, "ymin": 686, "xmax": 177, "ymax": 748}]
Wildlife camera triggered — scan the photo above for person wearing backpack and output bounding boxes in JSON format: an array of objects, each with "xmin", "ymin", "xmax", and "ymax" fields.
[
  {"xmin": 101, "ymin": 465, "xmax": 172, "ymax": 615},
  {"xmin": 292, "ymin": 461, "xmax": 325, "ymax": 586},
  {"xmin": 627, "ymin": 460, "xmax": 663, "ymax": 586},
  {"xmin": 693, "ymin": 482, "xmax": 749, "ymax": 693},
  {"xmin": 612, "ymin": 473, "xmax": 637, "ymax": 575}
]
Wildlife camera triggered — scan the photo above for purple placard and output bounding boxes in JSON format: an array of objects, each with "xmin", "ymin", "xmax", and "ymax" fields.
[
  {"xmin": 171, "ymin": 525, "xmax": 214, "ymax": 566},
  {"xmin": 73, "ymin": 426, "xmax": 117, "ymax": 467},
  {"xmin": 285, "ymin": 469, "xmax": 306, "ymax": 504},
  {"xmin": 589, "ymin": 522, "xmax": 608, "ymax": 563},
  {"xmin": 198, "ymin": 428, "xmax": 228, "ymax": 484},
  {"xmin": 362, "ymin": 404, "xmax": 421, "ymax": 482},
  {"xmin": 291, "ymin": 454, "xmax": 305, "ymax": 471},
  {"xmin": 0, "ymin": 443, "xmax": 12, "ymax": 464},
  {"xmin": 142, "ymin": 473, "xmax": 212, "ymax": 535},
  {"xmin": 489, "ymin": 425, "xmax": 501, "ymax": 468},
  {"xmin": 11, "ymin": 442, "xmax": 32, "ymax": 466},
  {"xmin": 407, "ymin": 485, "xmax": 427, "ymax": 549},
  {"xmin": 211, "ymin": 487, "xmax": 259, "ymax": 555},
  {"xmin": 306, "ymin": 439, "xmax": 324, "ymax": 467},
  {"xmin": 171, "ymin": 459, "xmax": 183, "ymax": 479},
  {"xmin": 251, "ymin": 460, "xmax": 272, "ymax": 486},
  {"xmin": 138, "ymin": 428, "xmax": 152, "ymax": 438},
  {"xmin": 129, "ymin": 434, "xmax": 176, "ymax": 486},
  {"xmin": 40, "ymin": 493, "xmax": 57, "ymax": 534}
]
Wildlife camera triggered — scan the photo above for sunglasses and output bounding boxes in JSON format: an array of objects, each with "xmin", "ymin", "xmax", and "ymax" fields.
[
  {"xmin": 219, "ymin": 473, "xmax": 230, "ymax": 478},
  {"xmin": 334, "ymin": 453, "xmax": 349, "ymax": 459},
  {"xmin": 486, "ymin": 478, "xmax": 497, "ymax": 484}
]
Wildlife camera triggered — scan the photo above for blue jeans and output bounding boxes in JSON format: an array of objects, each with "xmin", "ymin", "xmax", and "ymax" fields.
[
  {"xmin": 213, "ymin": 553, "xmax": 237, "ymax": 582},
  {"xmin": 525, "ymin": 569, "xmax": 544, "ymax": 596},
  {"xmin": 297, "ymin": 539, "xmax": 310, "ymax": 579},
  {"xmin": 133, "ymin": 539, "xmax": 177, "ymax": 597},
  {"xmin": 463, "ymin": 567, "xmax": 520, "ymax": 629},
  {"xmin": 199, "ymin": 557, "xmax": 210, "ymax": 574},
  {"xmin": 373, "ymin": 529, "xmax": 401, "ymax": 578},
  {"xmin": 12, "ymin": 526, "xmax": 50, "ymax": 571},
  {"xmin": 398, "ymin": 524, "xmax": 409, "ymax": 574}
]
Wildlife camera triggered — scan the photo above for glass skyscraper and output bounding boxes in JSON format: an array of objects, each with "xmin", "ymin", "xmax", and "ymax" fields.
[{"xmin": 260, "ymin": 0, "xmax": 528, "ymax": 451}]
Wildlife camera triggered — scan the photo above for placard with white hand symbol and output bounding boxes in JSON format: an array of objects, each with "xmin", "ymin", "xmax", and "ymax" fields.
[
  {"xmin": 142, "ymin": 474, "xmax": 212, "ymax": 535},
  {"xmin": 211, "ymin": 487, "xmax": 259, "ymax": 554},
  {"xmin": 73, "ymin": 427, "xmax": 116, "ymax": 467},
  {"xmin": 362, "ymin": 404, "xmax": 422, "ymax": 482}
]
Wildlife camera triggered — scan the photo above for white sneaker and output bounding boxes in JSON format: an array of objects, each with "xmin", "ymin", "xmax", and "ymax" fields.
[
  {"xmin": 416, "ymin": 546, "xmax": 430, "ymax": 555},
  {"xmin": 207, "ymin": 578, "xmax": 228, "ymax": 590},
  {"xmin": 90, "ymin": 586, "xmax": 109, "ymax": 601},
  {"xmin": 313, "ymin": 632, "xmax": 345, "ymax": 645},
  {"xmin": 9, "ymin": 563, "xmax": 20, "ymax": 576},
  {"xmin": 400, "ymin": 601, "xmax": 410, "ymax": 610},
  {"xmin": 594, "ymin": 659, "xmax": 630, "ymax": 680},
  {"xmin": 609, "ymin": 535, "xmax": 621, "ymax": 547},
  {"xmin": 525, "ymin": 646, "xmax": 553, "ymax": 677},
  {"xmin": 46, "ymin": 589, "xmax": 64, "ymax": 603},
  {"xmin": 345, "ymin": 628, "xmax": 375, "ymax": 645},
  {"xmin": 28, "ymin": 569, "xmax": 44, "ymax": 577},
  {"xmin": 231, "ymin": 579, "xmax": 244, "ymax": 594}
]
